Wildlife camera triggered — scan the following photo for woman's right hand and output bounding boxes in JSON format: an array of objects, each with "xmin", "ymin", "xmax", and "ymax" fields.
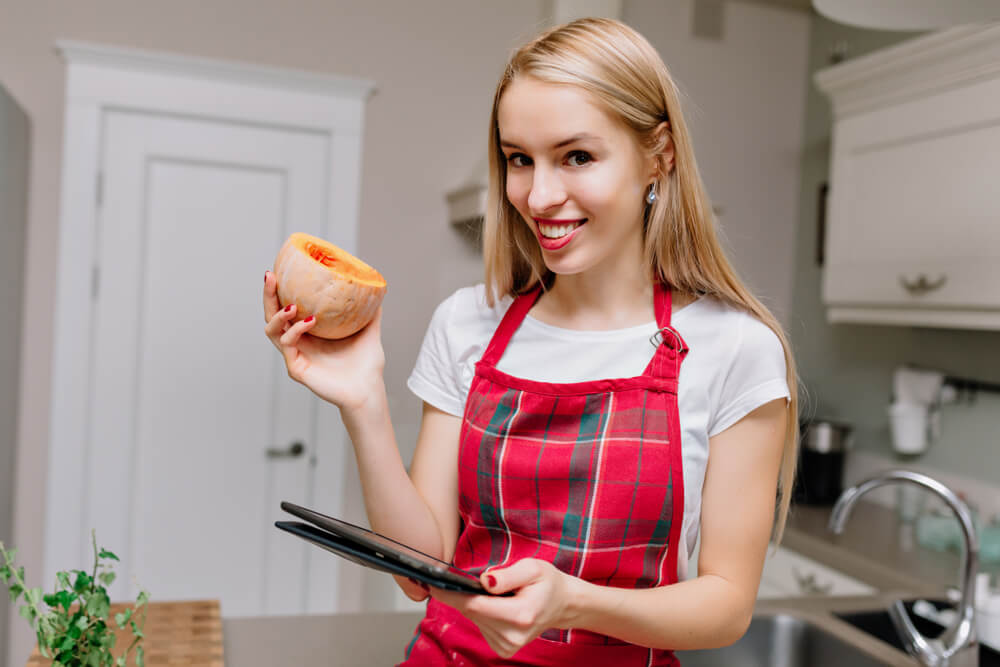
[{"xmin": 263, "ymin": 270, "xmax": 386, "ymax": 413}]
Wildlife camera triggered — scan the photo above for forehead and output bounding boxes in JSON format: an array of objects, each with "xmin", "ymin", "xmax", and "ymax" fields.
[{"xmin": 497, "ymin": 77, "xmax": 627, "ymax": 146}]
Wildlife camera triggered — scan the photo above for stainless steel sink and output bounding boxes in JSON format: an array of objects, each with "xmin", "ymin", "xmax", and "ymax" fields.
[
  {"xmin": 674, "ymin": 613, "xmax": 887, "ymax": 667},
  {"xmin": 836, "ymin": 601, "xmax": 1000, "ymax": 667}
]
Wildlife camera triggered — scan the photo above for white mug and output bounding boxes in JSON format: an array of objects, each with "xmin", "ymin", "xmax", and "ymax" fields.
[{"xmin": 887, "ymin": 401, "xmax": 929, "ymax": 455}]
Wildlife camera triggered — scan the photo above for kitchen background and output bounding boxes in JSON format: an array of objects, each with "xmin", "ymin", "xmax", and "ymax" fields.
[{"xmin": 2, "ymin": 1, "xmax": 998, "ymax": 665}]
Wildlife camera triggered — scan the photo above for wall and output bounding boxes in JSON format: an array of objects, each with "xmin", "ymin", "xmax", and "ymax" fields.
[
  {"xmin": 626, "ymin": 1, "xmax": 809, "ymax": 327},
  {"xmin": 790, "ymin": 15, "xmax": 1000, "ymax": 501},
  {"xmin": 0, "ymin": 84, "xmax": 29, "ymax": 667},
  {"xmin": 0, "ymin": 1, "xmax": 809, "ymax": 663}
]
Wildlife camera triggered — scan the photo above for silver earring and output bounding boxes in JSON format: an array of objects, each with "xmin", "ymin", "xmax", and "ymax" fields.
[{"xmin": 646, "ymin": 183, "xmax": 657, "ymax": 204}]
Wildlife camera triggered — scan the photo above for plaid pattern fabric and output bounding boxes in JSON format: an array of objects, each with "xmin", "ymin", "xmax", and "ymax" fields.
[{"xmin": 453, "ymin": 282, "xmax": 688, "ymax": 649}]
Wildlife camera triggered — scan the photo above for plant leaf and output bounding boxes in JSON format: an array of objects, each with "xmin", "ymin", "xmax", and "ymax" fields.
[
  {"xmin": 129, "ymin": 619, "xmax": 144, "ymax": 639},
  {"xmin": 97, "ymin": 549, "xmax": 119, "ymax": 562},
  {"xmin": 19, "ymin": 604, "xmax": 33, "ymax": 620},
  {"xmin": 98, "ymin": 571, "xmax": 115, "ymax": 587},
  {"xmin": 73, "ymin": 571, "xmax": 91, "ymax": 593},
  {"xmin": 57, "ymin": 571, "xmax": 71, "ymax": 589},
  {"xmin": 8, "ymin": 582, "xmax": 23, "ymax": 602},
  {"xmin": 136, "ymin": 645, "xmax": 145, "ymax": 667}
]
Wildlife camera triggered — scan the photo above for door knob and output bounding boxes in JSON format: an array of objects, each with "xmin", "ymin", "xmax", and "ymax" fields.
[{"xmin": 266, "ymin": 441, "xmax": 305, "ymax": 459}]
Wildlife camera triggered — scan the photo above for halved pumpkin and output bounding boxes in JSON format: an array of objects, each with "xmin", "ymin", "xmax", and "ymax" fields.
[{"xmin": 273, "ymin": 232, "xmax": 386, "ymax": 339}]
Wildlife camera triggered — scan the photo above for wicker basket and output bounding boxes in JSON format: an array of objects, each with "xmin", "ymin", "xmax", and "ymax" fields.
[{"xmin": 27, "ymin": 600, "xmax": 224, "ymax": 666}]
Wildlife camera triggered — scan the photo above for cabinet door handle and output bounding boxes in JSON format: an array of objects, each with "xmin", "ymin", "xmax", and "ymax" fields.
[
  {"xmin": 266, "ymin": 441, "xmax": 305, "ymax": 459},
  {"xmin": 899, "ymin": 273, "xmax": 947, "ymax": 295}
]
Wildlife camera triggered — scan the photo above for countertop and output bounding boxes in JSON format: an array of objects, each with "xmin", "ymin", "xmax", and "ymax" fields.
[
  {"xmin": 223, "ymin": 500, "xmax": 994, "ymax": 666},
  {"xmin": 783, "ymin": 500, "xmax": 999, "ymax": 595}
]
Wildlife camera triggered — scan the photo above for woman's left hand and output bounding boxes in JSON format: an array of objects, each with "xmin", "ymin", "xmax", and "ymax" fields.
[{"xmin": 428, "ymin": 558, "xmax": 576, "ymax": 659}]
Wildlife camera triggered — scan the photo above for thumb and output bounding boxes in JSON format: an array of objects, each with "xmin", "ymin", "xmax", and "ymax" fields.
[
  {"xmin": 365, "ymin": 306, "xmax": 383, "ymax": 338},
  {"xmin": 481, "ymin": 559, "xmax": 544, "ymax": 595}
]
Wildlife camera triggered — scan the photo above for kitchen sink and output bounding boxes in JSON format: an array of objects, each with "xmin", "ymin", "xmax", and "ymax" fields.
[
  {"xmin": 835, "ymin": 600, "xmax": 1000, "ymax": 667},
  {"xmin": 674, "ymin": 613, "xmax": 886, "ymax": 666}
]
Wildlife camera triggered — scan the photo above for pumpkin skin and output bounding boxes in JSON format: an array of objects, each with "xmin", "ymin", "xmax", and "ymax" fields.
[{"xmin": 273, "ymin": 232, "xmax": 386, "ymax": 339}]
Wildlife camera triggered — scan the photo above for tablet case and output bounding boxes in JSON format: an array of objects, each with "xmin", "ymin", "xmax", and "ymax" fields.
[{"xmin": 275, "ymin": 502, "xmax": 512, "ymax": 596}]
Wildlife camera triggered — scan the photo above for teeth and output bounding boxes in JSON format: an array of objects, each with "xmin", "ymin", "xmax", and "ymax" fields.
[{"xmin": 539, "ymin": 221, "xmax": 582, "ymax": 239}]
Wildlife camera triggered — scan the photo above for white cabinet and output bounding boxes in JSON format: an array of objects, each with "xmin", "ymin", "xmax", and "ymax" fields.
[
  {"xmin": 815, "ymin": 24, "xmax": 1000, "ymax": 330},
  {"xmin": 758, "ymin": 545, "xmax": 876, "ymax": 599}
]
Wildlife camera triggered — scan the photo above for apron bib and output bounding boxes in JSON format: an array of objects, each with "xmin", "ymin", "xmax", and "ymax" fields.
[{"xmin": 400, "ymin": 282, "xmax": 689, "ymax": 666}]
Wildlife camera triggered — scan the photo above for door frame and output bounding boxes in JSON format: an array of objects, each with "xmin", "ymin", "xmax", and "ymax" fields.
[{"xmin": 46, "ymin": 40, "xmax": 374, "ymax": 612}]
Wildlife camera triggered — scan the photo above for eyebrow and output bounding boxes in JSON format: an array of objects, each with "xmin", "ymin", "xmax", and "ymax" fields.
[{"xmin": 499, "ymin": 133, "xmax": 603, "ymax": 151}]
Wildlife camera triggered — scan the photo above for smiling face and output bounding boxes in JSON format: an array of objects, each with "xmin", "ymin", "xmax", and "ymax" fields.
[{"xmin": 497, "ymin": 77, "xmax": 656, "ymax": 279}]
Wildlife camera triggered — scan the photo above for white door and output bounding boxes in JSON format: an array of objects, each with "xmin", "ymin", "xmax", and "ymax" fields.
[{"xmin": 85, "ymin": 109, "xmax": 342, "ymax": 616}]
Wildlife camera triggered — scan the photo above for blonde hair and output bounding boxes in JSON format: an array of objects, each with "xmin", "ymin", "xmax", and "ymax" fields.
[{"xmin": 482, "ymin": 17, "xmax": 800, "ymax": 543}]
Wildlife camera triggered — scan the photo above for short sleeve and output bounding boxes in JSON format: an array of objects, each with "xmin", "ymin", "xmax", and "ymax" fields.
[
  {"xmin": 406, "ymin": 294, "xmax": 466, "ymax": 417},
  {"xmin": 708, "ymin": 315, "xmax": 790, "ymax": 437}
]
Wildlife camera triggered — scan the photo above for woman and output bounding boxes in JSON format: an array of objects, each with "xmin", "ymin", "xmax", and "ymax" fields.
[{"xmin": 264, "ymin": 17, "xmax": 798, "ymax": 666}]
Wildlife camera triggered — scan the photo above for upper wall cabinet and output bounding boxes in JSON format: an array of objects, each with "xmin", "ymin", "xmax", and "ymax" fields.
[{"xmin": 815, "ymin": 24, "xmax": 1000, "ymax": 330}]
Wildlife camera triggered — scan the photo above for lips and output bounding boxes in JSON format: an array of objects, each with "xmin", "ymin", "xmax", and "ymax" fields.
[{"xmin": 533, "ymin": 218, "xmax": 587, "ymax": 251}]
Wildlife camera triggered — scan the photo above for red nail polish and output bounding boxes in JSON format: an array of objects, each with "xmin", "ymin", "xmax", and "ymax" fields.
[
  {"xmin": 284, "ymin": 304, "xmax": 292, "ymax": 312},
  {"xmin": 264, "ymin": 271, "xmax": 268, "ymax": 283},
  {"xmin": 304, "ymin": 316, "xmax": 314, "ymax": 323},
  {"xmin": 488, "ymin": 575, "xmax": 497, "ymax": 588}
]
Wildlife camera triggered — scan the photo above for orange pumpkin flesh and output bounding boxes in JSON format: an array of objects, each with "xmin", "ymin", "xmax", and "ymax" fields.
[{"xmin": 273, "ymin": 232, "xmax": 386, "ymax": 339}]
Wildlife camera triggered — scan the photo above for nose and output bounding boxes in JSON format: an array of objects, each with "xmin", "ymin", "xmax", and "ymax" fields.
[{"xmin": 526, "ymin": 165, "xmax": 566, "ymax": 214}]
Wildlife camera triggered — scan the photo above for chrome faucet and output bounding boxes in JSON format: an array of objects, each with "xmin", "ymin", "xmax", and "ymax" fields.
[{"xmin": 829, "ymin": 470, "xmax": 979, "ymax": 667}]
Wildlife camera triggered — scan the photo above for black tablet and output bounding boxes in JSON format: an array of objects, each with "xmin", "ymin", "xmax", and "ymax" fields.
[{"xmin": 276, "ymin": 501, "xmax": 510, "ymax": 596}]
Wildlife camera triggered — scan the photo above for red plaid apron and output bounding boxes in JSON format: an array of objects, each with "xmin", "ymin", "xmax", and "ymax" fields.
[{"xmin": 400, "ymin": 282, "xmax": 688, "ymax": 666}]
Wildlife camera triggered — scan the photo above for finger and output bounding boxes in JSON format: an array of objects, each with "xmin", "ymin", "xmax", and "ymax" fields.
[
  {"xmin": 264, "ymin": 303, "xmax": 297, "ymax": 345},
  {"xmin": 278, "ymin": 314, "xmax": 317, "ymax": 347},
  {"xmin": 477, "ymin": 624, "xmax": 516, "ymax": 659},
  {"xmin": 351, "ymin": 305, "xmax": 382, "ymax": 341},
  {"xmin": 482, "ymin": 559, "xmax": 543, "ymax": 595},
  {"xmin": 427, "ymin": 585, "xmax": 475, "ymax": 613},
  {"xmin": 262, "ymin": 270, "xmax": 282, "ymax": 322},
  {"xmin": 393, "ymin": 575, "xmax": 429, "ymax": 602}
]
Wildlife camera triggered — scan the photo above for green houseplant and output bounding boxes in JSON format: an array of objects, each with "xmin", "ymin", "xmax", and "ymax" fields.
[{"xmin": 0, "ymin": 530, "xmax": 149, "ymax": 666}]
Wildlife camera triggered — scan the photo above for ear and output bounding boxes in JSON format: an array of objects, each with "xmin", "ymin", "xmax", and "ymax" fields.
[{"xmin": 653, "ymin": 121, "xmax": 675, "ymax": 178}]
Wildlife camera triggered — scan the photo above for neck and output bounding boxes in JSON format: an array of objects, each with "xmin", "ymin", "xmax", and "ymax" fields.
[{"xmin": 538, "ymin": 254, "xmax": 656, "ymax": 330}]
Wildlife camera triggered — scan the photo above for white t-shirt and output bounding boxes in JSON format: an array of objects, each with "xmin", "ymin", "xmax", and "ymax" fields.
[{"xmin": 406, "ymin": 283, "xmax": 790, "ymax": 580}]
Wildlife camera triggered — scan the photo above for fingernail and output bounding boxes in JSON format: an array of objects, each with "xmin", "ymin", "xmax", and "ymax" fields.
[
  {"xmin": 284, "ymin": 304, "xmax": 292, "ymax": 312},
  {"xmin": 487, "ymin": 575, "xmax": 497, "ymax": 588},
  {"xmin": 264, "ymin": 271, "xmax": 268, "ymax": 283},
  {"xmin": 304, "ymin": 316, "xmax": 314, "ymax": 323}
]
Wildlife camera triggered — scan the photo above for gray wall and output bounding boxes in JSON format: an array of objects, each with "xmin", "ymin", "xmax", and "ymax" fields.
[
  {"xmin": 0, "ymin": 84, "xmax": 29, "ymax": 667},
  {"xmin": 790, "ymin": 15, "xmax": 1000, "ymax": 487}
]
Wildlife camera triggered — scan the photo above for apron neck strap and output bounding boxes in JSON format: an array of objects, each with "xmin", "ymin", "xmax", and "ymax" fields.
[
  {"xmin": 479, "ymin": 285, "xmax": 542, "ymax": 367},
  {"xmin": 480, "ymin": 282, "xmax": 688, "ymax": 379},
  {"xmin": 647, "ymin": 281, "xmax": 690, "ymax": 381},
  {"xmin": 653, "ymin": 281, "xmax": 672, "ymax": 328}
]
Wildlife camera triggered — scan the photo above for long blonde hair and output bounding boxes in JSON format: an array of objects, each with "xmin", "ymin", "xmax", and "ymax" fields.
[{"xmin": 482, "ymin": 17, "xmax": 800, "ymax": 543}]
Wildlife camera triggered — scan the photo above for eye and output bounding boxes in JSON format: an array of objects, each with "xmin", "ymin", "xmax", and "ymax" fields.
[
  {"xmin": 566, "ymin": 150, "xmax": 593, "ymax": 167},
  {"xmin": 506, "ymin": 153, "xmax": 532, "ymax": 168}
]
